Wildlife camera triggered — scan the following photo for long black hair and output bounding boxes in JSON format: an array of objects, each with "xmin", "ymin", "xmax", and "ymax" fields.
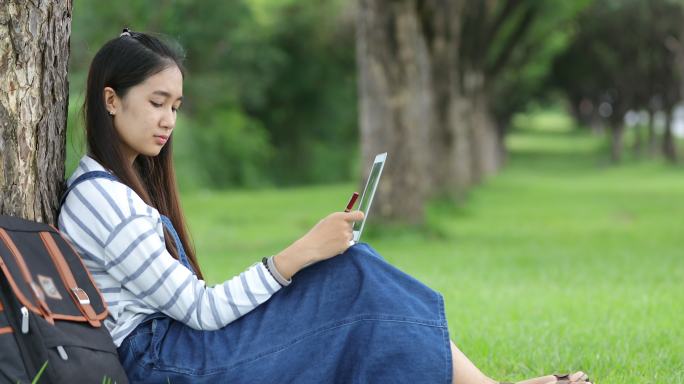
[{"xmin": 83, "ymin": 29, "xmax": 203, "ymax": 279}]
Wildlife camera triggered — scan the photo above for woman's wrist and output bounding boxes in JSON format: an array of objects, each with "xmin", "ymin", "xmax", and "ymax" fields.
[
  {"xmin": 273, "ymin": 241, "xmax": 315, "ymax": 280},
  {"xmin": 263, "ymin": 256, "xmax": 292, "ymax": 286}
]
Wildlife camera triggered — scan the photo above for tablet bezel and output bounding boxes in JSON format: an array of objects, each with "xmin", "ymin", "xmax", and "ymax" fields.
[{"xmin": 352, "ymin": 152, "xmax": 387, "ymax": 243}]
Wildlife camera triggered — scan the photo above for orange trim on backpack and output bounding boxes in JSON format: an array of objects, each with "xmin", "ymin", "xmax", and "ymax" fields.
[
  {"xmin": 0, "ymin": 232, "xmax": 107, "ymax": 324},
  {"xmin": 0, "ymin": 326, "xmax": 12, "ymax": 335},
  {"xmin": 0, "ymin": 229, "xmax": 54, "ymax": 325},
  {"xmin": 40, "ymin": 232, "xmax": 102, "ymax": 327},
  {"xmin": 0, "ymin": 238, "xmax": 43, "ymax": 317},
  {"xmin": 52, "ymin": 226, "xmax": 110, "ymax": 315}
]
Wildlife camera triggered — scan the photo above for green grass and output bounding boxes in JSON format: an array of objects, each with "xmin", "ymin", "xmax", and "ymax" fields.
[{"xmin": 182, "ymin": 110, "xmax": 684, "ymax": 383}]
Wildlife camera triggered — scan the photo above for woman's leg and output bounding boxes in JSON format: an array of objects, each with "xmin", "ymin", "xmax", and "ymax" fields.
[
  {"xmin": 450, "ymin": 340, "xmax": 496, "ymax": 384},
  {"xmin": 449, "ymin": 340, "xmax": 591, "ymax": 384}
]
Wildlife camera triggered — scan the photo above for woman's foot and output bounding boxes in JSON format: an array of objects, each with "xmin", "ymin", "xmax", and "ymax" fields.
[
  {"xmin": 448, "ymin": 340, "xmax": 592, "ymax": 384},
  {"xmin": 501, "ymin": 371, "xmax": 591, "ymax": 384}
]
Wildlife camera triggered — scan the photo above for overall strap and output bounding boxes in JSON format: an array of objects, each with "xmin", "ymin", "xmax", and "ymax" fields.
[
  {"xmin": 59, "ymin": 171, "xmax": 196, "ymax": 274},
  {"xmin": 158, "ymin": 215, "xmax": 196, "ymax": 274},
  {"xmin": 59, "ymin": 171, "xmax": 119, "ymax": 208}
]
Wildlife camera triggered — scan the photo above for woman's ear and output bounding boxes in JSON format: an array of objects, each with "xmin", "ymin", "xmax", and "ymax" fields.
[{"xmin": 103, "ymin": 87, "xmax": 119, "ymax": 115}]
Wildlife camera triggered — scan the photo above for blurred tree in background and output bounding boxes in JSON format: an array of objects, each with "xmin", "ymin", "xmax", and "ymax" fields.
[
  {"xmin": 549, "ymin": 0, "xmax": 683, "ymax": 163},
  {"xmin": 356, "ymin": 0, "xmax": 588, "ymax": 223},
  {"xmin": 63, "ymin": 0, "xmax": 684, "ymax": 224}
]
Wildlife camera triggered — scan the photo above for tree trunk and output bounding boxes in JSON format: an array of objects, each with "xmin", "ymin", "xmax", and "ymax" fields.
[
  {"xmin": 356, "ymin": 0, "xmax": 436, "ymax": 223},
  {"xmin": 479, "ymin": 100, "xmax": 500, "ymax": 176},
  {"xmin": 495, "ymin": 121, "xmax": 507, "ymax": 167},
  {"xmin": 446, "ymin": 96, "xmax": 472, "ymax": 195},
  {"xmin": 0, "ymin": 1, "xmax": 71, "ymax": 223},
  {"xmin": 610, "ymin": 123, "xmax": 624, "ymax": 163},
  {"xmin": 464, "ymin": 72, "xmax": 499, "ymax": 183},
  {"xmin": 590, "ymin": 114, "xmax": 604, "ymax": 135},
  {"xmin": 632, "ymin": 120, "xmax": 643, "ymax": 157},
  {"xmin": 420, "ymin": 0, "xmax": 469, "ymax": 198},
  {"xmin": 662, "ymin": 107, "xmax": 677, "ymax": 162},
  {"xmin": 647, "ymin": 108, "xmax": 658, "ymax": 157}
]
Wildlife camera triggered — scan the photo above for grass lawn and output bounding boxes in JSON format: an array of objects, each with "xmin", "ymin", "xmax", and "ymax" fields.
[{"xmin": 182, "ymin": 111, "xmax": 683, "ymax": 383}]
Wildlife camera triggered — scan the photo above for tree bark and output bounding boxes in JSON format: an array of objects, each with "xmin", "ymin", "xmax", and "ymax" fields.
[
  {"xmin": 356, "ymin": 0, "xmax": 435, "ymax": 223},
  {"xmin": 495, "ymin": 121, "xmax": 507, "ymax": 167},
  {"xmin": 0, "ymin": 1, "xmax": 71, "ymax": 223},
  {"xmin": 632, "ymin": 119, "xmax": 643, "ymax": 157},
  {"xmin": 610, "ymin": 123, "xmax": 624, "ymax": 163},
  {"xmin": 662, "ymin": 107, "xmax": 677, "ymax": 162},
  {"xmin": 464, "ymin": 71, "xmax": 499, "ymax": 183},
  {"xmin": 446, "ymin": 95, "xmax": 472, "ymax": 196},
  {"xmin": 647, "ymin": 108, "xmax": 658, "ymax": 157},
  {"xmin": 419, "ymin": 0, "xmax": 469, "ymax": 198}
]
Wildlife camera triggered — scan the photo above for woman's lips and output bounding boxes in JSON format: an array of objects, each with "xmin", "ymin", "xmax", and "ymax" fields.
[{"xmin": 154, "ymin": 135, "xmax": 168, "ymax": 145}]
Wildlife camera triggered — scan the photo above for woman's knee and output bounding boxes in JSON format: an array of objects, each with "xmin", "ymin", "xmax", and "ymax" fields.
[{"xmin": 344, "ymin": 242, "xmax": 385, "ymax": 261}]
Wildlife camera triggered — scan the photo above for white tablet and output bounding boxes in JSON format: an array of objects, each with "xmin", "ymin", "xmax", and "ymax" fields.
[{"xmin": 351, "ymin": 152, "xmax": 387, "ymax": 244}]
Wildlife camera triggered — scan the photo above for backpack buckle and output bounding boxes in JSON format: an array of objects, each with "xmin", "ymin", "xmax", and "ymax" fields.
[{"xmin": 71, "ymin": 288, "xmax": 90, "ymax": 305}]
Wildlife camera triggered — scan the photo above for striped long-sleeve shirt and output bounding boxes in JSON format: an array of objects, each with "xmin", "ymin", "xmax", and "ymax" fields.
[{"xmin": 58, "ymin": 155, "xmax": 283, "ymax": 346}]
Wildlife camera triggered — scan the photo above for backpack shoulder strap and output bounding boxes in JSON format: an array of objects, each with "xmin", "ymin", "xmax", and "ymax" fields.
[{"xmin": 59, "ymin": 171, "xmax": 119, "ymax": 211}]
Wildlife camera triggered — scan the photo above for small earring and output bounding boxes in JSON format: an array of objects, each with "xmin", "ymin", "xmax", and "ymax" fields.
[{"xmin": 108, "ymin": 111, "xmax": 114, "ymax": 116}]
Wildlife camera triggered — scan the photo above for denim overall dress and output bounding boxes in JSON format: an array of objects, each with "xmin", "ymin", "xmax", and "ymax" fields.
[{"xmin": 61, "ymin": 171, "xmax": 453, "ymax": 383}]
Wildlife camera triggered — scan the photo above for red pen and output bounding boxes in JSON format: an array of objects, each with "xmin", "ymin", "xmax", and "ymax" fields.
[{"xmin": 344, "ymin": 192, "xmax": 360, "ymax": 212}]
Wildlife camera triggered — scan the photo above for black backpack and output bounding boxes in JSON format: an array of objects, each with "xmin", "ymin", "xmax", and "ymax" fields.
[{"xmin": 0, "ymin": 214, "xmax": 128, "ymax": 383}]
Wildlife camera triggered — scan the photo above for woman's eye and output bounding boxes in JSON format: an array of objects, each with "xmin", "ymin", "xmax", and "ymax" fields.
[{"xmin": 150, "ymin": 101, "xmax": 163, "ymax": 108}]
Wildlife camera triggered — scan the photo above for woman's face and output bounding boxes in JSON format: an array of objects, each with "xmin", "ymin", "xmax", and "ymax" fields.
[{"xmin": 104, "ymin": 65, "xmax": 183, "ymax": 164}]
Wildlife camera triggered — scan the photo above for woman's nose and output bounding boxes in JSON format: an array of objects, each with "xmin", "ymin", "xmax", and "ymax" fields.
[{"xmin": 160, "ymin": 109, "xmax": 175, "ymax": 130}]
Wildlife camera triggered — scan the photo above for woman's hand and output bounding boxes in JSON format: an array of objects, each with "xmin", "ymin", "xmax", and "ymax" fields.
[{"xmin": 273, "ymin": 210, "xmax": 365, "ymax": 280}]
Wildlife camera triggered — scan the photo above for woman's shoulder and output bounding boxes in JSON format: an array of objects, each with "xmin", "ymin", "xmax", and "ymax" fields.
[
  {"xmin": 59, "ymin": 156, "xmax": 165, "ymax": 260},
  {"xmin": 63, "ymin": 155, "xmax": 161, "ymax": 224}
]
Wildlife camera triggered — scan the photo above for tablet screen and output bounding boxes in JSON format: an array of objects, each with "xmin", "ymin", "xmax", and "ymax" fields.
[{"xmin": 352, "ymin": 152, "xmax": 387, "ymax": 243}]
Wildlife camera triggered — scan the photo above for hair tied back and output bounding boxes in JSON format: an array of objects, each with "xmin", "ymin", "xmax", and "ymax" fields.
[{"xmin": 120, "ymin": 27, "xmax": 132, "ymax": 37}]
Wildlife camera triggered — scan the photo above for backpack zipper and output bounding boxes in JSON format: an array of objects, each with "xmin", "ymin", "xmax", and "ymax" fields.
[
  {"xmin": 56, "ymin": 346, "xmax": 68, "ymax": 360},
  {"xmin": 20, "ymin": 306, "xmax": 29, "ymax": 334},
  {"xmin": 20, "ymin": 306, "xmax": 69, "ymax": 360}
]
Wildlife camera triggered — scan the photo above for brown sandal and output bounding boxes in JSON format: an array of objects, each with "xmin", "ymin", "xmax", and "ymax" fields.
[
  {"xmin": 552, "ymin": 372, "xmax": 591, "ymax": 383},
  {"xmin": 500, "ymin": 372, "xmax": 591, "ymax": 384}
]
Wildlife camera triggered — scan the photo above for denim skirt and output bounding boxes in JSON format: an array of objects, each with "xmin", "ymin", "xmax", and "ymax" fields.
[{"xmin": 117, "ymin": 243, "xmax": 453, "ymax": 383}]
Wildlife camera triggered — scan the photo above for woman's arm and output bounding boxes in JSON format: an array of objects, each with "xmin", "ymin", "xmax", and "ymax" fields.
[
  {"xmin": 61, "ymin": 175, "xmax": 361, "ymax": 331},
  {"xmin": 103, "ymin": 214, "xmax": 282, "ymax": 331}
]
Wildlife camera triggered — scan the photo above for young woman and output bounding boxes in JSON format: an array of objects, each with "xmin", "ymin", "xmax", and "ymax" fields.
[{"xmin": 58, "ymin": 29, "xmax": 592, "ymax": 384}]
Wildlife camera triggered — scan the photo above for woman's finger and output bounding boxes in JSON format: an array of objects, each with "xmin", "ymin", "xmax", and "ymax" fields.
[{"xmin": 343, "ymin": 210, "xmax": 364, "ymax": 222}]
